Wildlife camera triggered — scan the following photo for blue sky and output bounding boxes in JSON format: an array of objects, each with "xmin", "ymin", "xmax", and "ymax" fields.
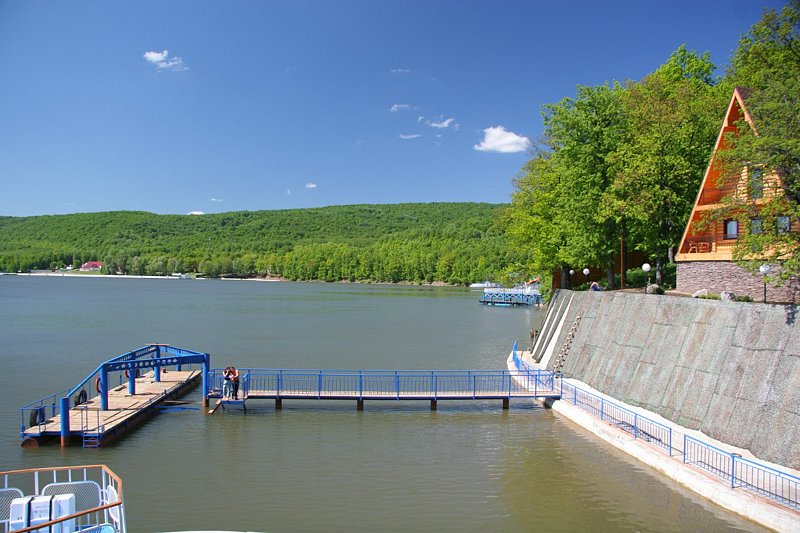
[{"xmin": 0, "ymin": 1, "xmax": 786, "ymax": 216}]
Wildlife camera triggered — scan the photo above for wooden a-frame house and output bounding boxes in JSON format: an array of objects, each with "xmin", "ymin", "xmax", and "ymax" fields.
[{"xmin": 676, "ymin": 87, "xmax": 799, "ymax": 302}]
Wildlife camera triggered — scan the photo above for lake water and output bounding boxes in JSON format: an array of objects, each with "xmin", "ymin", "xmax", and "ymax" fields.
[{"xmin": 0, "ymin": 276, "xmax": 764, "ymax": 532}]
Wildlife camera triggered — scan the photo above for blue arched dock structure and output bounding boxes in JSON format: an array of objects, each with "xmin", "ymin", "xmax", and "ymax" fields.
[{"xmin": 20, "ymin": 344, "xmax": 210, "ymax": 448}]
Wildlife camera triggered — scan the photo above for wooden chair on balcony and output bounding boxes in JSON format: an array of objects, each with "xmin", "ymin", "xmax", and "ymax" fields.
[
  {"xmin": 698, "ymin": 242, "xmax": 710, "ymax": 253},
  {"xmin": 687, "ymin": 240, "xmax": 698, "ymax": 253}
]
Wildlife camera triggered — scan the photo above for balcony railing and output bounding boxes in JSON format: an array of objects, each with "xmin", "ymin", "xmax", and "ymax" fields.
[{"xmin": 698, "ymin": 187, "xmax": 734, "ymax": 206}]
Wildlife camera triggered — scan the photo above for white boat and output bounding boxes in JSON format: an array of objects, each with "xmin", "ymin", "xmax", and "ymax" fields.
[{"xmin": 469, "ymin": 281, "xmax": 501, "ymax": 289}]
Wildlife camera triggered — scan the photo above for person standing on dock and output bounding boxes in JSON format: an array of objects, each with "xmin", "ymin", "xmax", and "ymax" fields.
[
  {"xmin": 222, "ymin": 367, "xmax": 233, "ymax": 399},
  {"xmin": 231, "ymin": 366, "xmax": 240, "ymax": 400}
]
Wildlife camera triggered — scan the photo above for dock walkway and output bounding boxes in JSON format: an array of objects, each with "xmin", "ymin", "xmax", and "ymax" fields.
[{"xmin": 208, "ymin": 368, "xmax": 561, "ymax": 411}]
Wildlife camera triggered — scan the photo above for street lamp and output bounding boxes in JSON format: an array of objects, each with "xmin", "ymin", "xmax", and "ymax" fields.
[
  {"xmin": 759, "ymin": 264, "xmax": 770, "ymax": 303},
  {"xmin": 582, "ymin": 268, "xmax": 590, "ymax": 285},
  {"xmin": 642, "ymin": 263, "xmax": 651, "ymax": 286}
]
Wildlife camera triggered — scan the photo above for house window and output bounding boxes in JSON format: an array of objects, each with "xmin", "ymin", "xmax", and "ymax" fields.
[
  {"xmin": 778, "ymin": 216, "xmax": 791, "ymax": 234},
  {"xmin": 724, "ymin": 219, "xmax": 739, "ymax": 240},
  {"xmin": 750, "ymin": 218, "xmax": 763, "ymax": 234},
  {"xmin": 748, "ymin": 168, "xmax": 764, "ymax": 199}
]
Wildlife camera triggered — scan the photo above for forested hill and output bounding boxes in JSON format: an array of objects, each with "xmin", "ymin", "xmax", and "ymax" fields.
[{"xmin": 0, "ymin": 203, "xmax": 525, "ymax": 284}]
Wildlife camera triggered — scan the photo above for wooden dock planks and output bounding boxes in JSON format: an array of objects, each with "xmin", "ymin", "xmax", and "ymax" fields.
[{"xmin": 24, "ymin": 370, "xmax": 200, "ymax": 438}]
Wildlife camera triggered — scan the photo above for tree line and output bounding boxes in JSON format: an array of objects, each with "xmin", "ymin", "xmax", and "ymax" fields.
[
  {"xmin": 0, "ymin": 203, "xmax": 528, "ymax": 285},
  {"xmin": 504, "ymin": 3, "xmax": 800, "ymax": 288}
]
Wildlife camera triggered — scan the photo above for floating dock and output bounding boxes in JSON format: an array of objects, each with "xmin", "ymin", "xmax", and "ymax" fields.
[
  {"xmin": 20, "ymin": 345, "xmax": 210, "ymax": 448},
  {"xmin": 479, "ymin": 287, "xmax": 543, "ymax": 306}
]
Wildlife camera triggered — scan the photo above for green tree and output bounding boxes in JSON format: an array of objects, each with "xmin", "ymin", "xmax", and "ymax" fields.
[
  {"xmin": 602, "ymin": 46, "xmax": 729, "ymax": 283},
  {"xmin": 721, "ymin": 1, "xmax": 800, "ymax": 281},
  {"xmin": 506, "ymin": 83, "xmax": 630, "ymax": 287},
  {"xmin": 505, "ymin": 155, "xmax": 570, "ymax": 285}
]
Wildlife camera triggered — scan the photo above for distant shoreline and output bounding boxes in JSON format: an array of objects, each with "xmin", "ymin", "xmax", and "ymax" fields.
[
  {"xmin": 5, "ymin": 272, "xmax": 458, "ymax": 287},
  {"xmin": 6, "ymin": 272, "xmax": 284, "ymax": 281}
]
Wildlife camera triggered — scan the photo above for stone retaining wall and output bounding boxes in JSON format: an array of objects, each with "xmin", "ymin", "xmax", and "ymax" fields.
[
  {"xmin": 548, "ymin": 289, "xmax": 800, "ymax": 469},
  {"xmin": 677, "ymin": 260, "xmax": 799, "ymax": 303}
]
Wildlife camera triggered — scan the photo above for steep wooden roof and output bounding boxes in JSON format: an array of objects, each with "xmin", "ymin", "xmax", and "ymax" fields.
[{"xmin": 676, "ymin": 88, "xmax": 754, "ymax": 259}]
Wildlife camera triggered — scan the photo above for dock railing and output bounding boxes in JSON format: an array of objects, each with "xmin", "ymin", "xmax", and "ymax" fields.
[
  {"xmin": 209, "ymin": 367, "xmax": 559, "ymax": 400},
  {"xmin": 684, "ymin": 435, "xmax": 800, "ymax": 509}
]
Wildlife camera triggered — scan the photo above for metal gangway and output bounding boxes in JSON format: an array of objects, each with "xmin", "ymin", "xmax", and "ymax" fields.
[{"xmin": 207, "ymin": 367, "xmax": 562, "ymax": 411}]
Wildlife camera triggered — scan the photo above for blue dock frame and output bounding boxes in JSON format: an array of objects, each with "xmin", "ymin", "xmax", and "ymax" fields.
[{"xmin": 20, "ymin": 344, "xmax": 210, "ymax": 447}]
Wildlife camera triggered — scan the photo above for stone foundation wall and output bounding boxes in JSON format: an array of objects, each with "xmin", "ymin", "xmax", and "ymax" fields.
[
  {"xmin": 677, "ymin": 260, "xmax": 800, "ymax": 304},
  {"xmin": 547, "ymin": 290, "xmax": 800, "ymax": 469}
]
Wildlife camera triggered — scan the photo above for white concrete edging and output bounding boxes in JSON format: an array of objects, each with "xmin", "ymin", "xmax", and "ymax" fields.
[{"xmin": 507, "ymin": 352, "xmax": 800, "ymax": 532}]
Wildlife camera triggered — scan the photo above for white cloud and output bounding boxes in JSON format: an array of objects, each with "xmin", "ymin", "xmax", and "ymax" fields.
[
  {"xmin": 399, "ymin": 134, "xmax": 422, "ymax": 140},
  {"xmin": 390, "ymin": 104, "xmax": 412, "ymax": 113},
  {"xmin": 305, "ymin": 182, "xmax": 317, "ymax": 189},
  {"xmin": 473, "ymin": 126, "xmax": 531, "ymax": 153},
  {"xmin": 188, "ymin": 210, "xmax": 205, "ymax": 215},
  {"xmin": 391, "ymin": 68, "xmax": 410, "ymax": 74},
  {"xmin": 143, "ymin": 50, "xmax": 168, "ymax": 63},
  {"xmin": 417, "ymin": 116, "xmax": 425, "ymax": 123},
  {"xmin": 210, "ymin": 198, "xmax": 222, "ymax": 202},
  {"xmin": 429, "ymin": 117, "xmax": 455, "ymax": 129},
  {"xmin": 286, "ymin": 189, "xmax": 292, "ymax": 196},
  {"xmin": 143, "ymin": 49, "xmax": 188, "ymax": 71}
]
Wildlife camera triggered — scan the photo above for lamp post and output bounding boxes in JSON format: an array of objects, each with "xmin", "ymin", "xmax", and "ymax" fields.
[
  {"xmin": 569, "ymin": 269, "xmax": 575, "ymax": 289},
  {"xmin": 759, "ymin": 264, "xmax": 770, "ymax": 303},
  {"xmin": 582, "ymin": 268, "xmax": 590, "ymax": 285},
  {"xmin": 642, "ymin": 263, "xmax": 651, "ymax": 287}
]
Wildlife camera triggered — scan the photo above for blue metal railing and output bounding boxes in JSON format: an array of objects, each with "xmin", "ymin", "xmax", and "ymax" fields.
[
  {"xmin": 510, "ymin": 342, "xmax": 559, "ymax": 392},
  {"xmin": 513, "ymin": 338, "xmax": 800, "ymax": 512},
  {"xmin": 511, "ymin": 341, "xmax": 672, "ymax": 453},
  {"xmin": 559, "ymin": 380, "xmax": 673, "ymax": 454},
  {"xmin": 684, "ymin": 435, "xmax": 800, "ymax": 509},
  {"xmin": 480, "ymin": 288, "xmax": 542, "ymax": 306},
  {"xmin": 208, "ymin": 368, "xmax": 559, "ymax": 400},
  {"xmin": 19, "ymin": 387, "xmax": 72, "ymax": 436},
  {"xmin": 513, "ymin": 340, "xmax": 800, "ymax": 512}
]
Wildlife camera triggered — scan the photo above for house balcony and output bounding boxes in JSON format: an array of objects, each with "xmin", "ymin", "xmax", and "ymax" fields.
[
  {"xmin": 696, "ymin": 187, "xmax": 735, "ymax": 208},
  {"xmin": 676, "ymin": 235, "xmax": 736, "ymax": 261}
]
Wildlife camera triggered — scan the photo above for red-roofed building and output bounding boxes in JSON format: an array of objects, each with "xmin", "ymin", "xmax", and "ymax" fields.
[{"xmin": 80, "ymin": 261, "xmax": 104, "ymax": 272}]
